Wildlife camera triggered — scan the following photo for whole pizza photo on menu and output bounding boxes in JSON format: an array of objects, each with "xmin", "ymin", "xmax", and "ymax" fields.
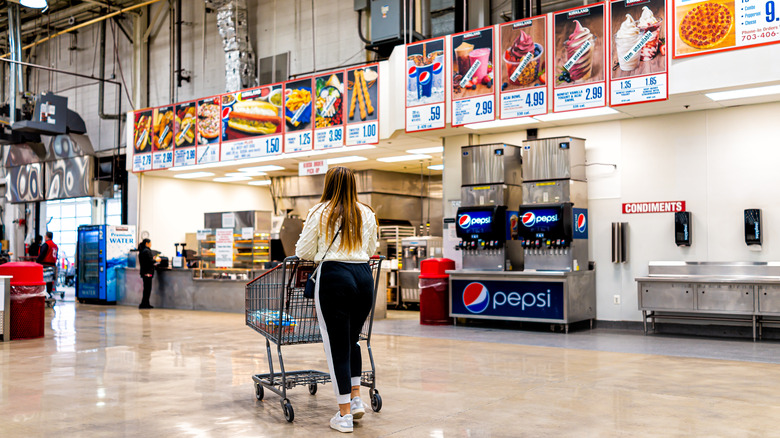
[{"xmin": 675, "ymin": 0, "xmax": 735, "ymax": 55}]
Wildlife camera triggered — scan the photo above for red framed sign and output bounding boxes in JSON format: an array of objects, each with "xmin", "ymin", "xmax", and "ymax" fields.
[
  {"xmin": 450, "ymin": 25, "xmax": 497, "ymax": 126},
  {"xmin": 498, "ymin": 15, "xmax": 550, "ymax": 119},
  {"xmin": 405, "ymin": 37, "xmax": 447, "ymax": 133}
]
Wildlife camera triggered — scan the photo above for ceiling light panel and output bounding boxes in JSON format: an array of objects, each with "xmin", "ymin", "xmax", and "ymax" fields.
[{"xmin": 376, "ymin": 154, "xmax": 432, "ymax": 163}]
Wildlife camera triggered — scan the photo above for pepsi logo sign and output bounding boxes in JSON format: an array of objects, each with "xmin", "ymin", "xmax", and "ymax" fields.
[
  {"xmin": 419, "ymin": 71, "xmax": 431, "ymax": 84},
  {"xmin": 458, "ymin": 214, "xmax": 491, "ymax": 228},
  {"xmin": 576, "ymin": 213, "xmax": 586, "ymax": 233},
  {"xmin": 463, "ymin": 282, "xmax": 490, "ymax": 313},
  {"xmin": 522, "ymin": 212, "xmax": 558, "ymax": 227}
]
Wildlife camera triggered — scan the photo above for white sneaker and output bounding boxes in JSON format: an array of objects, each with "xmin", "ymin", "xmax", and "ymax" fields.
[
  {"xmin": 350, "ymin": 396, "xmax": 366, "ymax": 419},
  {"xmin": 330, "ymin": 412, "xmax": 353, "ymax": 433}
]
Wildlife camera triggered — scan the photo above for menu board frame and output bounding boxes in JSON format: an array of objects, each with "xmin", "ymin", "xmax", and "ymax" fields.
[
  {"xmin": 313, "ymin": 70, "xmax": 347, "ymax": 150},
  {"xmin": 672, "ymin": 0, "xmax": 780, "ymax": 58},
  {"xmin": 195, "ymin": 94, "xmax": 222, "ymax": 165},
  {"xmin": 498, "ymin": 15, "xmax": 550, "ymax": 120},
  {"xmin": 450, "ymin": 25, "xmax": 498, "ymax": 126},
  {"xmin": 219, "ymin": 82, "xmax": 285, "ymax": 162},
  {"xmin": 131, "ymin": 108, "xmax": 154, "ymax": 172},
  {"xmin": 405, "ymin": 36, "xmax": 447, "ymax": 133},
  {"xmin": 172, "ymin": 99, "xmax": 198, "ymax": 167},
  {"xmin": 345, "ymin": 64, "xmax": 380, "ymax": 146},
  {"xmin": 552, "ymin": 2, "xmax": 609, "ymax": 113},
  {"xmin": 283, "ymin": 77, "xmax": 315, "ymax": 153},
  {"xmin": 151, "ymin": 105, "xmax": 175, "ymax": 170},
  {"xmin": 608, "ymin": 0, "xmax": 670, "ymax": 106}
]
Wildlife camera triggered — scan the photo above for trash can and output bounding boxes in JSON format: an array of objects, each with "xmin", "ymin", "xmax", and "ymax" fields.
[
  {"xmin": 0, "ymin": 262, "xmax": 46, "ymax": 340},
  {"xmin": 419, "ymin": 258, "xmax": 455, "ymax": 326}
]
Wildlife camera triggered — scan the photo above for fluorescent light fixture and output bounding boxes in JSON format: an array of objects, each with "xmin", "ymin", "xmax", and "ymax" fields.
[
  {"xmin": 327, "ymin": 156, "xmax": 368, "ymax": 165},
  {"xmin": 214, "ymin": 176, "xmax": 252, "ymax": 182},
  {"xmin": 249, "ymin": 180, "xmax": 272, "ymax": 186},
  {"xmin": 237, "ymin": 165, "xmax": 286, "ymax": 173},
  {"xmin": 283, "ymin": 150, "xmax": 329, "ymax": 159},
  {"xmin": 173, "ymin": 172, "xmax": 215, "ymax": 179},
  {"xmin": 21, "ymin": 0, "xmax": 47, "ymax": 8},
  {"xmin": 705, "ymin": 84, "xmax": 780, "ymax": 101},
  {"xmin": 466, "ymin": 118, "xmax": 539, "ymax": 130},
  {"xmin": 377, "ymin": 154, "xmax": 432, "ymax": 163},
  {"xmin": 406, "ymin": 146, "xmax": 444, "ymax": 154},
  {"xmin": 339, "ymin": 145, "xmax": 376, "ymax": 152},
  {"xmin": 534, "ymin": 107, "xmax": 619, "ymax": 122},
  {"xmin": 428, "ymin": 164, "xmax": 444, "ymax": 170},
  {"xmin": 227, "ymin": 171, "xmax": 265, "ymax": 177}
]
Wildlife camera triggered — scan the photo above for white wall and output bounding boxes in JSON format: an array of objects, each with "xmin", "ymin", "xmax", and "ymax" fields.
[
  {"xmin": 137, "ymin": 176, "xmax": 273, "ymax": 258},
  {"xmin": 444, "ymin": 101, "xmax": 780, "ymax": 321}
]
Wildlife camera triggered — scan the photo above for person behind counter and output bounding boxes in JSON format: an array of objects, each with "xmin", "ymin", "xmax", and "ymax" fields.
[
  {"xmin": 138, "ymin": 238, "xmax": 161, "ymax": 309},
  {"xmin": 295, "ymin": 166, "xmax": 379, "ymax": 433}
]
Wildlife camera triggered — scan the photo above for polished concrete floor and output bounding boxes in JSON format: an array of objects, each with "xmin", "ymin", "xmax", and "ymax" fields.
[{"xmin": 3, "ymin": 300, "xmax": 780, "ymax": 437}]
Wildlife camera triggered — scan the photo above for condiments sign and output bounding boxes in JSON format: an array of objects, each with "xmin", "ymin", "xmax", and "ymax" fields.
[{"xmin": 622, "ymin": 201, "xmax": 686, "ymax": 213}]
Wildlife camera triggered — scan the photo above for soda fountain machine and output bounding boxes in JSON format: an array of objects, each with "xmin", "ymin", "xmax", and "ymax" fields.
[
  {"xmin": 454, "ymin": 144, "xmax": 524, "ymax": 271},
  {"xmin": 448, "ymin": 138, "xmax": 596, "ymax": 332}
]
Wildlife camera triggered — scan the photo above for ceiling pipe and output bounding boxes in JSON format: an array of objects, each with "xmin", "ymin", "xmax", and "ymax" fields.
[
  {"xmin": 0, "ymin": 0, "xmax": 164, "ymax": 59},
  {"xmin": 420, "ymin": 0, "xmax": 431, "ymax": 39},
  {"xmin": 7, "ymin": 3, "xmax": 22, "ymax": 125},
  {"xmin": 98, "ymin": 19, "xmax": 121, "ymax": 120}
]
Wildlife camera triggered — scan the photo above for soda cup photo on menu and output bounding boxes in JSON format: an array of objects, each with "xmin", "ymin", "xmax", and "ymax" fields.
[{"xmin": 417, "ymin": 64, "xmax": 434, "ymax": 98}]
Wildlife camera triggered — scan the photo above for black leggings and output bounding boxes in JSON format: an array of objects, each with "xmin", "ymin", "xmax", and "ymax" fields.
[{"xmin": 314, "ymin": 261, "xmax": 374, "ymax": 404}]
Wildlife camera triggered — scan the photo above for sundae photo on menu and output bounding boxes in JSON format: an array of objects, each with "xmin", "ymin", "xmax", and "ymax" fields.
[
  {"xmin": 451, "ymin": 27, "xmax": 495, "ymax": 100},
  {"xmin": 611, "ymin": 0, "xmax": 667, "ymax": 79},
  {"xmin": 500, "ymin": 18, "xmax": 547, "ymax": 92},
  {"xmin": 406, "ymin": 38, "xmax": 445, "ymax": 107},
  {"xmin": 554, "ymin": 5, "xmax": 605, "ymax": 86}
]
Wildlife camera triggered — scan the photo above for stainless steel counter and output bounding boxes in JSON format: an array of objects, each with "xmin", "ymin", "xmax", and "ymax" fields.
[
  {"xmin": 118, "ymin": 267, "xmax": 387, "ymax": 319},
  {"xmin": 636, "ymin": 262, "xmax": 780, "ymax": 340},
  {"xmin": 447, "ymin": 269, "xmax": 596, "ymax": 332}
]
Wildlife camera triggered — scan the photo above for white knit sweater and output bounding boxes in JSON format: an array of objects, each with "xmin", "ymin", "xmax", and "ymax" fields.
[{"xmin": 295, "ymin": 202, "xmax": 378, "ymax": 262}]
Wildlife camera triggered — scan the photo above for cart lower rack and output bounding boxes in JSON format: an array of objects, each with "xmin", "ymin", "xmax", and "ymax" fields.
[{"xmin": 246, "ymin": 256, "xmax": 384, "ymax": 422}]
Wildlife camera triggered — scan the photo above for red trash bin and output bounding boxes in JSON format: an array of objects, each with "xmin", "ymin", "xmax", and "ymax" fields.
[
  {"xmin": 419, "ymin": 258, "xmax": 456, "ymax": 326},
  {"xmin": 0, "ymin": 262, "xmax": 46, "ymax": 340}
]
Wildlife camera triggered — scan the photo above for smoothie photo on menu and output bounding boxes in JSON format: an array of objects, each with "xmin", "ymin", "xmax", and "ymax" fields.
[{"xmin": 451, "ymin": 28, "xmax": 495, "ymax": 100}]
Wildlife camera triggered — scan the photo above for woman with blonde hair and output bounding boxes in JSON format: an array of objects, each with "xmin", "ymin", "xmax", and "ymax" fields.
[{"xmin": 295, "ymin": 166, "xmax": 378, "ymax": 433}]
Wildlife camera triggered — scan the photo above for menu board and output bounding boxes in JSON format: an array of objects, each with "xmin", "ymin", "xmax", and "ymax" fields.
[
  {"xmin": 674, "ymin": 0, "xmax": 779, "ymax": 58},
  {"xmin": 499, "ymin": 16, "xmax": 549, "ymax": 119},
  {"xmin": 405, "ymin": 37, "xmax": 446, "ymax": 132},
  {"xmin": 450, "ymin": 26, "xmax": 497, "ymax": 126},
  {"xmin": 196, "ymin": 95, "xmax": 221, "ymax": 165},
  {"xmin": 173, "ymin": 101, "xmax": 197, "ymax": 167},
  {"xmin": 132, "ymin": 109, "xmax": 153, "ymax": 172},
  {"xmin": 284, "ymin": 78, "xmax": 314, "ymax": 153},
  {"xmin": 345, "ymin": 65, "xmax": 379, "ymax": 146},
  {"xmin": 151, "ymin": 106, "xmax": 174, "ymax": 169},
  {"xmin": 553, "ymin": 3, "xmax": 607, "ymax": 112},
  {"xmin": 313, "ymin": 71, "xmax": 346, "ymax": 150},
  {"xmin": 220, "ymin": 84, "xmax": 284, "ymax": 162},
  {"xmin": 609, "ymin": 0, "xmax": 669, "ymax": 105}
]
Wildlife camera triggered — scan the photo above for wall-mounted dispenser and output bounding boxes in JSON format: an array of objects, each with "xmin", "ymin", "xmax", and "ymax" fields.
[
  {"xmin": 611, "ymin": 222, "xmax": 628, "ymax": 263},
  {"xmin": 745, "ymin": 209, "xmax": 762, "ymax": 250},
  {"xmin": 675, "ymin": 212, "xmax": 692, "ymax": 247}
]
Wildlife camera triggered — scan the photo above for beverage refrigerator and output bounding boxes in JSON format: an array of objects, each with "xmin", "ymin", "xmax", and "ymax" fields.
[{"xmin": 76, "ymin": 225, "xmax": 136, "ymax": 303}]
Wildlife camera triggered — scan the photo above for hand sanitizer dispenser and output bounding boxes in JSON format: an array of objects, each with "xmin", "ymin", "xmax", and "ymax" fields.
[
  {"xmin": 674, "ymin": 212, "xmax": 691, "ymax": 247},
  {"xmin": 744, "ymin": 209, "xmax": 762, "ymax": 250}
]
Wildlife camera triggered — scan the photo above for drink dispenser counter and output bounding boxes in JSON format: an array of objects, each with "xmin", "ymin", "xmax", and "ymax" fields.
[{"xmin": 447, "ymin": 138, "xmax": 596, "ymax": 332}]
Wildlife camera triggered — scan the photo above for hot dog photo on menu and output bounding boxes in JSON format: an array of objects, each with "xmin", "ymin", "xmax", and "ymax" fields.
[{"xmin": 221, "ymin": 84, "xmax": 284, "ymax": 141}]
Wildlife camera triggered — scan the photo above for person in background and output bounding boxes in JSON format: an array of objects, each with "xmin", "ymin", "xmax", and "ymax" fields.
[
  {"xmin": 36, "ymin": 232, "xmax": 58, "ymax": 296},
  {"xmin": 295, "ymin": 166, "xmax": 378, "ymax": 433},
  {"xmin": 138, "ymin": 238, "xmax": 160, "ymax": 309},
  {"xmin": 28, "ymin": 235, "xmax": 43, "ymax": 257}
]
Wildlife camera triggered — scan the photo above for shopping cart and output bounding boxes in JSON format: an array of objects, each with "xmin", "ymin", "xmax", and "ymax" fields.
[
  {"xmin": 42, "ymin": 265, "xmax": 58, "ymax": 307},
  {"xmin": 246, "ymin": 256, "xmax": 384, "ymax": 422}
]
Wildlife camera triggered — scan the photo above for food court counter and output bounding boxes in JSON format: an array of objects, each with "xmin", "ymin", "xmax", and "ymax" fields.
[
  {"xmin": 118, "ymin": 267, "xmax": 388, "ymax": 318},
  {"xmin": 447, "ymin": 269, "xmax": 596, "ymax": 332},
  {"xmin": 118, "ymin": 267, "xmax": 256, "ymax": 313}
]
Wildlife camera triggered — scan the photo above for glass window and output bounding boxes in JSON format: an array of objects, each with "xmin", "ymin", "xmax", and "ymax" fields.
[
  {"xmin": 76, "ymin": 201, "xmax": 92, "ymax": 218},
  {"xmin": 46, "ymin": 197, "xmax": 95, "ymax": 265}
]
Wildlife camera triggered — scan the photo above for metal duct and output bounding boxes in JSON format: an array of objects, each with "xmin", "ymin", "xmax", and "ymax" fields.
[
  {"xmin": 45, "ymin": 134, "xmax": 99, "ymax": 200},
  {"xmin": 208, "ymin": 0, "xmax": 258, "ymax": 92}
]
